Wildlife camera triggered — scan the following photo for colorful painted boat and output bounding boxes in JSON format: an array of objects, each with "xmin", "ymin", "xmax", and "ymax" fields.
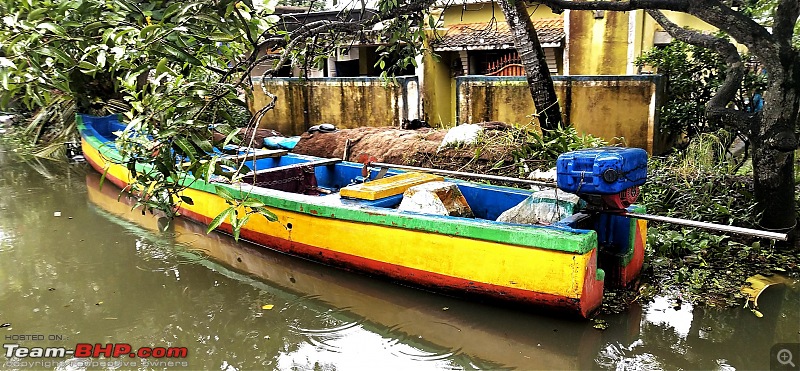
[
  {"xmin": 87, "ymin": 171, "xmax": 640, "ymax": 369},
  {"xmin": 78, "ymin": 114, "xmax": 646, "ymax": 318}
]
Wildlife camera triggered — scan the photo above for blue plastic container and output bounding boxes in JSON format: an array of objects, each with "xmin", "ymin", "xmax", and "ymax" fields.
[
  {"xmin": 556, "ymin": 147, "xmax": 648, "ymax": 195},
  {"xmin": 263, "ymin": 136, "xmax": 301, "ymax": 150}
]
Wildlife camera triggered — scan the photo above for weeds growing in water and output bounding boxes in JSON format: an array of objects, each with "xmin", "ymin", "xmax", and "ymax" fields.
[
  {"xmin": 639, "ymin": 130, "xmax": 799, "ymax": 309},
  {"xmin": 0, "ymin": 96, "xmax": 79, "ymax": 160}
]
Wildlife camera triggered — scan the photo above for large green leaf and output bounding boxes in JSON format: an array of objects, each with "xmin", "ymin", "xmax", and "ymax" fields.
[
  {"xmin": 173, "ymin": 136, "xmax": 198, "ymax": 161},
  {"xmin": 233, "ymin": 213, "xmax": 250, "ymax": 240},
  {"xmin": 207, "ymin": 207, "xmax": 234, "ymax": 233},
  {"xmin": 36, "ymin": 22, "xmax": 66, "ymax": 36},
  {"xmin": 27, "ymin": 8, "xmax": 49, "ymax": 22},
  {"xmin": 213, "ymin": 185, "xmax": 237, "ymax": 202},
  {"xmin": 162, "ymin": 44, "xmax": 204, "ymax": 67}
]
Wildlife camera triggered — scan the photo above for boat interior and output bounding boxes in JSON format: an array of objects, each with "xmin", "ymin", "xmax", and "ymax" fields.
[{"xmin": 83, "ymin": 115, "xmax": 592, "ymax": 228}]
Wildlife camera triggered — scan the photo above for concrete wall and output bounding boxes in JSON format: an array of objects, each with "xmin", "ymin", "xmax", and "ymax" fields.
[
  {"xmin": 565, "ymin": 9, "xmax": 721, "ymax": 75},
  {"xmin": 456, "ymin": 75, "xmax": 670, "ymax": 154},
  {"xmin": 440, "ymin": 2, "xmax": 559, "ymax": 26},
  {"xmin": 566, "ymin": 11, "xmax": 631, "ymax": 75},
  {"xmin": 251, "ymin": 77, "xmax": 420, "ymax": 136},
  {"xmin": 421, "ymin": 50, "xmax": 456, "ymax": 127}
]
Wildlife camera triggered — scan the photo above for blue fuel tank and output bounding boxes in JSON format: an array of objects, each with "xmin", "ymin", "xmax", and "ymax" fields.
[{"xmin": 556, "ymin": 147, "xmax": 648, "ymax": 195}]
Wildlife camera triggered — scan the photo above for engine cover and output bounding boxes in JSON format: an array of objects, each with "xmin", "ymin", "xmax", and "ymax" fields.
[{"xmin": 556, "ymin": 147, "xmax": 648, "ymax": 196}]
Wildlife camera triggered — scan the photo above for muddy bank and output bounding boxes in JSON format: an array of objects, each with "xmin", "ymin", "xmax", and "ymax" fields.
[
  {"xmin": 293, "ymin": 127, "xmax": 445, "ymax": 164},
  {"xmin": 291, "ymin": 123, "xmax": 543, "ymax": 179}
]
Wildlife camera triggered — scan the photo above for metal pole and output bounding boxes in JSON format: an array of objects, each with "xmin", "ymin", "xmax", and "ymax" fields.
[
  {"xmin": 370, "ymin": 162, "xmax": 558, "ymax": 188},
  {"xmin": 623, "ymin": 212, "xmax": 789, "ymax": 241},
  {"xmin": 371, "ymin": 162, "xmax": 789, "ymax": 241}
]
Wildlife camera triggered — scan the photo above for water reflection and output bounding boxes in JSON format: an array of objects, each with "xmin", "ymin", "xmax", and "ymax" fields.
[{"xmin": 599, "ymin": 286, "xmax": 799, "ymax": 370}]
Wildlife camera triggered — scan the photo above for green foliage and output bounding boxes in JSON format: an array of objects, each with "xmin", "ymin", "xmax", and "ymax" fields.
[
  {"xmin": 635, "ymin": 41, "xmax": 724, "ymax": 136},
  {"xmin": 641, "ymin": 132, "xmax": 800, "ymax": 306},
  {"xmin": 0, "ymin": 0, "xmax": 275, "ymax": 110},
  {"xmin": 742, "ymin": 0, "xmax": 800, "ymax": 48},
  {"xmin": 277, "ymin": 0, "xmax": 325, "ymax": 11},
  {"xmin": 0, "ymin": 0, "xmax": 280, "ymax": 233},
  {"xmin": 511, "ymin": 125, "xmax": 607, "ymax": 175},
  {"xmin": 647, "ymin": 225, "xmax": 727, "ymax": 258},
  {"xmin": 637, "ymin": 132, "xmax": 800, "ymax": 308},
  {"xmin": 208, "ymin": 185, "xmax": 278, "ymax": 241},
  {"xmin": 0, "ymin": 0, "xmax": 443, "ymax": 238},
  {"xmin": 635, "ymin": 40, "xmax": 766, "ymax": 136},
  {"xmin": 642, "ymin": 135, "xmax": 757, "ymax": 229},
  {"xmin": 373, "ymin": 0, "xmax": 428, "ymax": 79},
  {"xmin": 670, "ymin": 130, "xmax": 741, "ymax": 175}
]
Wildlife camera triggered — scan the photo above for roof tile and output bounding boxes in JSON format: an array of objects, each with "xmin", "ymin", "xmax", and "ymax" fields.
[{"xmin": 432, "ymin": 18, "xmax": 564, "ymax": 50}]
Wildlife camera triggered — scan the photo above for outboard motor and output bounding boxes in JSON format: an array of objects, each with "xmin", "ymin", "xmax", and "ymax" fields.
[
  {"xmin": 556, "ymin": 147, "xmax": 648, "ymax": 211},
  {"xmin": 554, "ymin": 147, "xmax": 649, "ymax": 287}
]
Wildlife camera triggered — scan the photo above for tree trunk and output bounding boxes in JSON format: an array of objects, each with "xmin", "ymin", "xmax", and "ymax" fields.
[
  {"xmin": 496, "ymin": 0, "xmax": 562, "ymax": 130},
  {"xmin": 751, "ymin": 64, "xmax": 799, "ymax": 234}
]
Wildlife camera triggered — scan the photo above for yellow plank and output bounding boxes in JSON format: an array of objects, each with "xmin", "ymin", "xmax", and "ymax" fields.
[{"xmin": 340, "ymin": 172, "xmax": 444, "ymax": 200}]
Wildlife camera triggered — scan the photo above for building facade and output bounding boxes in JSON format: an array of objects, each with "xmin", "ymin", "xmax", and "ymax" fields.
[{"xmin": 251, "ymin": 4, "xmax": 717, "ymax": 153}]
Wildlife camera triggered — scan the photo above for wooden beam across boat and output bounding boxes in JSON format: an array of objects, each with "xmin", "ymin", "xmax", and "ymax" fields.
[
  {"xmin": 370, "ymin": 162, "xmax": 558, "ymax": 188},
  {"xmin": 224, "ymin": 148, "xmax": 287, "ymax": 162},
  {"xmin": 242, "ymin": 158, "xmax": 342, "ymax": 178},
  {"xmin": 180, "ymin": 149, "xmax": 288, "ymax": 169}
]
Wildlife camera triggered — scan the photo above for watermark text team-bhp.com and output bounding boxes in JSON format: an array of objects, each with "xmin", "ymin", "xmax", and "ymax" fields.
[{"xmin": 3, "ymin": 342, "xmax": 189, "ymax": 368}]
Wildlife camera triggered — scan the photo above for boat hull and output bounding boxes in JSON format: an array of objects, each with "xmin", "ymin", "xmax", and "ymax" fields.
[{"xmin": 79, "ymin": 115, "xmax": 611, "ymax": 318}]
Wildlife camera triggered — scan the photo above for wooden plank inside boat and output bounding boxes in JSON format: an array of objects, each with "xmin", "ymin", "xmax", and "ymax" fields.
[
  {"xmin": 340, "ymin": 172, "xmax": 444, "ymax": 200},
  {"xmin": 180, "ymin": 149, "xmax": 288, "ymax": 168}
]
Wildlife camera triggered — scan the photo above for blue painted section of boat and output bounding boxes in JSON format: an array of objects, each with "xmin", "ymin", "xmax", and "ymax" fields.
[
  {"xmin": 594, "ymin": 209, "xmax": 636, "ymax": 256},
  {"xmin": 454, "ymin": 183, "xmax": 532, "ymax": 221},
  {"xmin": 79, "ymin": 114, "xmax": 125, "ymax": 143}
]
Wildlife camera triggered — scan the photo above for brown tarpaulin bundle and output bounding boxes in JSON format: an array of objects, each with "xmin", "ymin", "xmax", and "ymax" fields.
[{"xmin": 291, "ymin": 122, "xmax": 513, "ymax": 165}]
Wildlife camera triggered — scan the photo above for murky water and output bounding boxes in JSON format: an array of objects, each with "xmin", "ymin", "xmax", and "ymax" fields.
[{"xmin": 1, "ymin": 147, "xmax": 798, "ymax": 370}]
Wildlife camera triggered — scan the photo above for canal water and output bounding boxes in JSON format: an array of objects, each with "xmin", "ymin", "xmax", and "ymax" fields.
[{"xmin": 1, "ymin": 147, "xmax": 798, "ymax": 370}]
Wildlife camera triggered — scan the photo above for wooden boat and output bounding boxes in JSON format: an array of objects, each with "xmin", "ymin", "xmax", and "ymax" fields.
[
  {"xmin": 78, "ymin": 114, "xmax": 646, "ymax": 318},
  {"xmin": 87, "ymin": 170, "xmax": 642, "ymax": 369}
]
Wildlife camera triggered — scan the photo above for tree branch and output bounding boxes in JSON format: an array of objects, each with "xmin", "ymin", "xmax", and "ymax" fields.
[
  {"xmin": 247, "ymin": 0, "xmax": 440, "ymax": 82},
  {"xmin": 257, "ymin": 21, "xmax": 361, "ymax": 81},
  {"xmin": 685, "ymin": 1, "xmax": 777, "ymax": 58},
  {"xmin": 539, "ymin": 1, "xmax": 777, "ymax": 47},
  {"xmin": 647, "ymin": 9, "xmax": 754, "ymax": 132},
  {"xmin": 533, "ymin": 0, "xmax": 782, "ymax": 69},
  {"xmin": 533, "ymin": 0, "xmax": 690, "ymax": 13},
  {"xmin": 256, "ymin": 0, "xmax": 439, "ymax": 52},
  {"xmin": 773, "ymin": 0, "xmax": 800, "ymax": 48},
  {"xmin": 533, "ymin": 0, "xmax": 788, "ymax": 106}
]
